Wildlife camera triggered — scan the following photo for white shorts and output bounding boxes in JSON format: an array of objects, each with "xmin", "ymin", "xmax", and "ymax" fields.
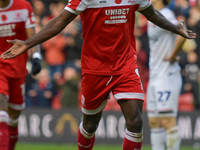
[{"xmin": 147, "ymin": 71, "xmax": 182, "ymax": 117}]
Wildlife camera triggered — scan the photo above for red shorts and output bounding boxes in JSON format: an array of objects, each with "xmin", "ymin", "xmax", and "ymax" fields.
[
  {"xmin": 0, "ymin": 73, "xmax": 25, "ymax": 111},
  {"xmin": 81, "ymin": 68, "xmax": 144, "ymax": 115}
]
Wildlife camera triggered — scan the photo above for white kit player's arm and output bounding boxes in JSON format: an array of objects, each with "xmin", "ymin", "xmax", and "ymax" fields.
[
  {"xmin": 139, "ymin": 4, "xmax": 196, "ymax": 39},
  {"xmin": 164, "ymin": 35, "xmax": 185, "ymax": 64}
]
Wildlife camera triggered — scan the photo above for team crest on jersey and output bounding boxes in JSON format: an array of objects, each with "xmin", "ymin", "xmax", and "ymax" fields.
[
  {"xmin": 15, "ymin": 12, "xmax": 22, "ymax": 21},
  {"xmin": 115, "ymin": 0, "xmax": 122, "ymax": 4},
  {"xmin": 1, "ymin": 14, "xmax": 7, "ymax": 21}
]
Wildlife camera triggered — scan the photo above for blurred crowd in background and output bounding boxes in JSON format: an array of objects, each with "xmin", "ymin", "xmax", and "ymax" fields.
[{"xmin": 25, "ymin": 0, "xmax": 200, "ymax": 111}]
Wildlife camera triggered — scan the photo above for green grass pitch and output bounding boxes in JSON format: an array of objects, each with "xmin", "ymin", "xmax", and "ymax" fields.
[{"xmin": 15, "ymin": 143, "xmax": 198, "ymax": 150}]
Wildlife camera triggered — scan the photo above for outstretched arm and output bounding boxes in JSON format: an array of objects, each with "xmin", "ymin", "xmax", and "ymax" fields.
[
  {"xmin": 139, "ymin": 5, "xmax": 196, "ymax": 39},
  {"xmin": 1, "ymin": 10, "xmax": 77, "ymax": 60}
]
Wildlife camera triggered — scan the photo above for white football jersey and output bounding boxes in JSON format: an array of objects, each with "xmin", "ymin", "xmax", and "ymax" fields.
[{"xmin": 147, "ymin": 7, "xmax": 181, "ymax": 79}]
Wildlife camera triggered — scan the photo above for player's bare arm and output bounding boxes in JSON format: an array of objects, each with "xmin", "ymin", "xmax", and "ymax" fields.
[
  {"xmin": 1, "ymin": 10, "xmax": 77, "ymax": 60},
  {"xmin": 139, "ymin": 4, "xmax": 196, "ymax": 39},
  {"xmin": 164, "ymin": 35, "xmax": 185, "ymax": 64}
]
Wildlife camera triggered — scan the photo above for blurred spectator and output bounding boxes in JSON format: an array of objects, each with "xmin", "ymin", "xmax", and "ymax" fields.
[
  {"xmin": 183, "ymin": 51, "xmax": 200, "ymax": 109},
  {"xmin": 187, "ymin": 7, "xmax": 200, "ymax": 55},
  {"xmin": 41, "ymin": 2, "xmax": 67, "ymax": 78},
  {"xmin": 32, "ymin": 0, "xmax": 46, "ymax": 18},
  {"xmin": 42, "ymin": 35, "xmax": 67, "ymax": 78},
  {"xmin": 27, "ymin": 68, "xmax": 57, "ymax": 107},
  {"xmin": 181, "ymin": 51, "xmax": 200, "ymax": 109},
  {"xmin": 55, "ymin": 67, "xmax": 79, "ymax": 108},
  {"xmin": 62, "ymin": 16, "xmax": 83, "ymax": 73},
  {"xmin": 169, "ymin": 0, "xmax": 190, "ymax": 19}
]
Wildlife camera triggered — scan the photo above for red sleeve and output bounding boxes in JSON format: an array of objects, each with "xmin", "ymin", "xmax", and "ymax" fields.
[{"xmin": 24, "ymin": 1, "xmax": 35, "ymax": 28}]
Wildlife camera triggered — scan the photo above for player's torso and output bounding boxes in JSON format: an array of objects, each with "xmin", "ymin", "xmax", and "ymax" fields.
[
  {"xmin": 147, "ymin": 7, "xmax": 180, "ymax": 79},
  {"xmin": 0, "ymin": 0, "xmax": 30, "ymax": 53},
  {"xmin": 77, "ymin": 0, "xmax": 144, "ymax": 75},
  {"xmin": 0, "ymin": 0, "xmax": 34, "ymax": 78}
]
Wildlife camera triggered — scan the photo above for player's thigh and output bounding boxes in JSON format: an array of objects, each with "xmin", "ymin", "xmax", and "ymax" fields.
[
  {"xmin": 8, "ymin": 107, "xmax": 21, "ymax": 120},
  {"xmin": 0, "ymin": 73, "xmax": 9, "ymax": 110},
  {"xmin": 148, "ymin": 117, "xmax": 162, "ymax": 128},
  {"xmin": 160, "ymin": 116, "xmax": 177, "ymax": 130},
  {"xmin": 8, "ymin": 77, "xmax": 26, "ymax": 111},
  {"xmin": 147, "ymin": 83, "xmax": 162, "ymax": 128},
  {"xmin": 81, "ymin": 74, "xmax": 111, "ymax": 115},
  {"xmin": 112, "ymin": 68, "xmax": 144, "ymax": 101},
  {"xmin": 112, "ymin": 69, "xmax": 144, "ymax": 131},
  {"xmin": 118, "ymin": 100, "xmax": 143, "ymax": 132},
  {"xmin": 146, "ymin": 80, "xmax": 156, "ymax": 115}
]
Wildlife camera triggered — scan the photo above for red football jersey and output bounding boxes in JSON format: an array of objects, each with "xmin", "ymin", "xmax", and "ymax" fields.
[
  {"xmin": 0, "ymin": 0, "xmax": 35, "ymax": 78},
  {"xmin": 65, "ymin": 0, "xmax": 151, "ymax": 75}
]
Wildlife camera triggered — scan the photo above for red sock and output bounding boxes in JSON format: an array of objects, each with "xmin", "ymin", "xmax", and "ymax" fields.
[
  {"xmin": 8, "ymin": 126, "xmax": 18, "ymax": 150},
  {"xmin": 77, "ymin": 122, "xmax": 95, "ymax": 150},
  {"xmin": 0, "ymin": 122, "xmax": 9, "ymax": 150},
  {"xmin": 123, "ymin": 129, "xmax": 143, "ymax": 150}
]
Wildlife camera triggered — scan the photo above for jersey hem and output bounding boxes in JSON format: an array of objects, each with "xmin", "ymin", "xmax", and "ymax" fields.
[
  {"xmin": 0, "ymin": 71, "xmax": 27, "ymax": 79},
  {"xmin": 81, "ymin": 68, "xmax": 135, "ymax": 76}
]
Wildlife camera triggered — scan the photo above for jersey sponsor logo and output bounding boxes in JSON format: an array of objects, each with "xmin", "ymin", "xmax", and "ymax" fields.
[
  {"xmin": 0, "ymin": 24, "xmax": 16, "ymax": 37},
  {"xmin": 105, "ymin": 8, "xmax": 129, "ymax": 24},
  {"xmin": 1, "ymin": 14, "xmax": 7, "ymax": 21},
  {"xmin": 105, "ymin": 8, "xmax": 130, "ymax": 15},
  {"xmin": 128, "ymin": 0, "xmax": 136, "ymax": 4},
  {"xmin": 99, "ymin": 0, "xmax": 107, "ymax": 3}
]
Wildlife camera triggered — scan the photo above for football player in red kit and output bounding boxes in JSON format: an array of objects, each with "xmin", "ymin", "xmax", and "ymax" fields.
[
  {"xmin": 0, "ymin": 0, "xmax": 41, "ymax": 149},
  {"xmin": 1, "ymin": 0, "xmax": 196, "ymax": 149}
]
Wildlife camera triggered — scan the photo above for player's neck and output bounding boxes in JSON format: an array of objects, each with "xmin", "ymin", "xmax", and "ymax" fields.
[{"xmin": 0, "ymin": 0, "xmax": 10, "ymax": 8}]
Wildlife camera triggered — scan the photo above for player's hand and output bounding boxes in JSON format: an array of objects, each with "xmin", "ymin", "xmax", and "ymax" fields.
[
  {"xmin": 1, "ymin": 40, "xmax": 28, "ymax": 60},
  {"xmin": 176, "ymin": 21, "xmax": 196, "ymax": 39},
  {"xmin": 164, "ymin": 56, "xmax": 179, "ymax": 64},
  {"xmin": 31, "ymin": 58, "xmax": 42, "ymax": 75}
]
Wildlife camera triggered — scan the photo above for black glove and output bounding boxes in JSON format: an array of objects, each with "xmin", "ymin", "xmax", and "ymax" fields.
[{"xmin": 31, "ymin": 58, "xmax": 41, "ymax": 75}]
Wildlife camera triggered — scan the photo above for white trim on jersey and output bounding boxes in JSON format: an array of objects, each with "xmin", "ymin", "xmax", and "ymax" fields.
[
  {"xmin": 8, "ymin": 102, "xmax": 25, "ymax": 111},
  {"xmin": 114, "ymin": 92, "xmax": 144, "ymax": 100},
  {"xmin": 0, "ymin": 9, "xmax": 29, "ymax": 24},
  {"xmin": 81, "ymin": 99, "xmax": 108, "ymax": 115},
  {"xmin": 65, "ymin": 0, "xmax": 151, "ymax": 13},
  {"xmin": 65, "ymin": 6, "xmax": 81, "ymax": 15},
  {"xmin": 26, "ymin": 23, "xmax": 35, "ymax": 29}
]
